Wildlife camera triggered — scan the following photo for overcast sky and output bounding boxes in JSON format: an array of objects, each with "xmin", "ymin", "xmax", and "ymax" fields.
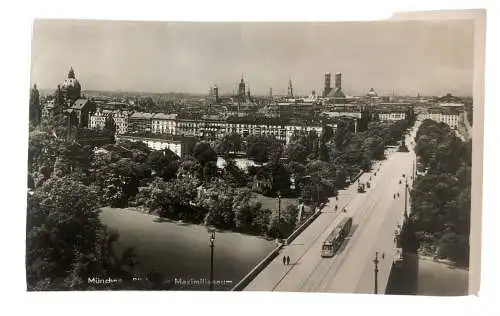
[{"xmin": 30, "ymin": 19, "xmax": 474, "ymax": 97}]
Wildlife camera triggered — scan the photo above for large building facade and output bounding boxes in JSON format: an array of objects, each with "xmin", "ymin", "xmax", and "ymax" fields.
[
  {"xmin": 89, "ymin": 108, "xmax": 129, "ymax": 134},
  {"xmin": 122, "ymin": 112, "xmax": 326, "ymax": 145},
  {"xmin": 116, "ymin": 134, "xmax": 197, "ymax": 157},
  {"xmin": 422, "ymin": 107, "xmax": 463, "ymax": 129},
  {"xmin": 152, "ymin": 113, "xmax": 178, "ymax": 134},
  {"xmin": 128, "ymin": 112, "xmax": 154, "ymax": 133}
]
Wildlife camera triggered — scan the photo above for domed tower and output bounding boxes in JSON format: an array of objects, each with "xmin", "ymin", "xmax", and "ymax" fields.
[
  {"xmin": 61, "ymin": 67, "xmax": 81, "ymax": 106},
  {"xmin": 367, "ymin": 88, "xmax": 378, "ymax": 98}
]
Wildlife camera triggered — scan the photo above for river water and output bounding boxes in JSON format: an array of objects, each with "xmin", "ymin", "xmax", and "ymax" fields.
[
  {"xmin": 416, "ymin": 257, "xmax": 469, "ymax": 296},
  {"xmin": 100, "ymin": 207, "xmax": 276, "ymax": 291},
  {"xmin": 386, "ymin": 253, "xmax": 469, "ymax": 296},
  {"xmin": 100, "ymin": 208, "xmax": 468, "ymax": 294}
]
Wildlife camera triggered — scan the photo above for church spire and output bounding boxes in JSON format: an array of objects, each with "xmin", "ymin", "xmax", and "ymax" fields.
[
  {"xmin": 68, "ymin": 66, "xmax": 75, "ymax": 79},
  {"xmin": 287, "ymin": 78, "xmax": 294, "ymax": 98}
]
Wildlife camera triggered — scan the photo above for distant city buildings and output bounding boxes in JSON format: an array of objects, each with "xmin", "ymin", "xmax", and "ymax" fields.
[
  {"xmin": 41, "ymin": 67, "xmax": 452, "ymax": 155},
  {"xmin": 323, "ymin": 72, "xmax": 332, "ymax": 97},
  {"xmin": 69, "ymin": 98, "xmax": 97, "ymax": 128},
  {"xmin": 376, "ymin": 111, "xmax": 407, "ymax": 121},
  {"xmin": 61, "ymin": 67, "xmax": 82, "ymax": 105},
  {"xmin": 324, "ymin": 72, "xmax": 347, "ymax": 104},
  {"xmin": 287, "ymin": 79, "xmax": 294, "ymax": 98},
  {"xmin": 128, "ymin": 112, "xmax": 154, "ymax": 133},
  {"xmin": 374, "ymin": 103, "xmax": 413, "ymax": 122},
  {"xmin": 41, "ymin": 100, "xmax": 55, "ymax": 120},
  {"xmin": 41, "ymin": 67, "xmax": 96, "ymax": 129},
  {"xmin": 417, "ymin": 93, "xmax": 465, "ymax": 129},
  {"xmin": 422, "ymin": 107, "xmax": 462, "ymax": 129},
  {"xmin": 116, "ymin": 134, "xmax": 197, "ymax": 157},
  {"xmin": 123, "ymin": 112, "xmax": 326, "ymax": 145},
  {"xmin": 152, "ymin": 113, "xmax": 177, "ymax": 134},
  {"xmin": 89, "ymin": 108, "xmax": 129, "ymax": 134}
]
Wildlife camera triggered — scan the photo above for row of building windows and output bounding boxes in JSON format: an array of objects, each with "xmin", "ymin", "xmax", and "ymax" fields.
[
  {"xmin": 90, "ymin": 111, "xmax": 327, "ymax": 143},
  {"xmin": 378, "ymin": 113, "xmax": 407, "ymax": 121},
  {"xmin": 421, "ymin": 113, "xmax": 462, "ymax": 129}
]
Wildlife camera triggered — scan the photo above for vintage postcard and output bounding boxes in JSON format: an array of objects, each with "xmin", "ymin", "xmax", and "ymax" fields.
[{"xmin": 26, "ymin": 10, "xmax": 485, "ymax": 295}]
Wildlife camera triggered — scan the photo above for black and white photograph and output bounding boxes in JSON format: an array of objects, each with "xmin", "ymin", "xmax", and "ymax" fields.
[{"xmin": 25, "ymin": 12, "xmax": 484, "ymax": 295}]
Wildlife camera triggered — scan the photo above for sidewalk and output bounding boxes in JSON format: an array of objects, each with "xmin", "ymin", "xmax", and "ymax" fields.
[
  {"xmin": 244, "ymin": 193, "xmax": 352, "ymax": 291},
  {"xmin": 244, "ymin": 171, "xmax": 377, "ymax": 291}
]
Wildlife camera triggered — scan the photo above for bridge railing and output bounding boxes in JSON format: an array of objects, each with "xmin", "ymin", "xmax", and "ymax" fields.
[
  {"xmin": 352, "ymin": 170, "xmax": 364, "ymax": 183},
  {"xmin": 231, "ymin": 243, "xmax": 284, "ymax": 291},
  {"xmin": 231, "ymin": 172, "xmax": 366, "ymax": 291},
  {"xmin": 284, "ymin": 203, "xmax": 325, "ymax": 246},
  {"xmin": 231, "ymin": 202, "xmax": 327, "ymax": 291}
]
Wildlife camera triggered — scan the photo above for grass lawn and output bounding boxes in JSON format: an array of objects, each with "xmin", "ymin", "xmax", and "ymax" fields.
[{"xmin": 250, "ymin": 193, "xmax": 299, "ymax": 216}]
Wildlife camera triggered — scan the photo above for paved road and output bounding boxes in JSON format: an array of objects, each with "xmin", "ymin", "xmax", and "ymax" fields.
[{"xmin": 244, "ymin": 124, "xmax": 419, "ymax": 293}]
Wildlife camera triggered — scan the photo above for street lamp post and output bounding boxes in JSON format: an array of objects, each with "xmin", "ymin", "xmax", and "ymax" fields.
[
  {"xmin": 277, "ymin": 191, "xmax": 282, "ymax": 238},
  {"xmin": 208, "ymin": 228, "xmax": 216, "ymax": 291},
  {"xmin": 404, "ymin": 178, "xmax": 408, "ymax": 219},
  {"xmin": 373, "ymin": 251, "xmax": 379, "ymax": 294}
]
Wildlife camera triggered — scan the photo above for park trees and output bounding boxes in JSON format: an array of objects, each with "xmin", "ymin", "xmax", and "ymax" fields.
[
  {"xmin": 26, "ymin": 176, "xmax": 137, "ymax": 290},
  {"xmin": 246, "ymin": 135, "xmax": 283, "ymax": 164},
  {"xmin": 287, "ymin": 130, "xmax": 320, "ymax": 162},
  {"xmin": 255, "ymin": 161, "xmax": 291, "ymax": 197},
  {"xmin": 221, "ymin": 159, "xmax": 248, "ymax": 187},
  {"xmin": 410, "ymin": 119, "xmax": 471, "ymax": 266},
  {"xmin": 146, "ymin": 149, "xmax": 180, "ymax": 181},
  {"xmin": 29, "ymin": 84, "xmax": 41, "ymax": 125},
  {"xmin": 54, "ymin": 85, "xmax": 65, "ymax": 115},
  {"xmin": 136, "ymin": 175, "xmax": 202, "ymax": 221},
  {"xmin": 215, "ymin": 133, "xmax": 242, "ymax": 157},
  {"xmin": 28, "ymin": 130, "xmax": 95, "ymax": 188},
  {"xmin": 178, "ymin": 156, "xmax": 203, "ymax": 179},
  {"xmin": 198, "ymin": 181, "xmax": 237, "ymax": 228},
  {"xmin": 334, "ymin": 119, "xmax": 354, "ymax": 150},
  {"xmin": 285, "ymin": 142, "xmax": 309, "ymax": 164},
  {"xmin": 193, "ymin": 141, "xmax": 217, "ymax": 166}
]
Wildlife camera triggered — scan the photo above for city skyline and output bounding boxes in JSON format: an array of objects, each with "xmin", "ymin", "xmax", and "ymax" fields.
[{"xmin": 31, "ymin": 19, "xmax": 474, "ymax": 97}]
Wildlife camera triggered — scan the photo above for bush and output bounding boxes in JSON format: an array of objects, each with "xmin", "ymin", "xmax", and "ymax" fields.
[{"xmin": 437, "ymin": 232, "xmax": 469, "ymax": 266}]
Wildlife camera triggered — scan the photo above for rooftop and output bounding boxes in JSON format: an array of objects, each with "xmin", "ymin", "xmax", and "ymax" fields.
[
  {"xmin": 427, "ymin": 107, "xmax": 461, "ymax": 115},
  {"xmin": 130, "ymin": 112, "xmax": 155, "ymax": 119},
  {"xmin": 120, "ymin": 131, "xmax": 198, "ymax": 142},
  {"xmin": 326, "ymin": 88, "xmax": 346, "ymax": 98},
  {"xmin": 437, "ymin": 102, "xmax": 464, "ymax": 107},
  {"xmin": 202, "ymin": 114, "xmax": 225, "ymax": 121},
  {"xmin": 71, "ymin": 98, "xmax": 91, "ymax": 110},
  {"xmin": 152, "ymin": 113, "xmax": 178, "ymax": 120}
]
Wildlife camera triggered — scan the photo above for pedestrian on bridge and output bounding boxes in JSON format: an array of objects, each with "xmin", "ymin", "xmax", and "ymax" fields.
[
  {"xmin": 283, "ymin": 256, "xmax": 286, "ymax": 265},
  {"xmin": 286, "ymin": 256, "xmax": 290, "ymax": 265}
]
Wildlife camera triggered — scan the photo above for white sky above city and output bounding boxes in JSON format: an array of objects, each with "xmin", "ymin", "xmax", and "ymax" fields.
[{"xmin": 30, "ymin": 19, "xmax": 474, "ymax": 97}]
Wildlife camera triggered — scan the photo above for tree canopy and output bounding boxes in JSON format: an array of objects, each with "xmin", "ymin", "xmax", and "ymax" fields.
[
  {"xmin": 26, "ymin": 177, "xmax": 137, "ymax": 290},
  {"xmin": 410, "ymin": 119, "xmax": 471, "ymax": 266}
]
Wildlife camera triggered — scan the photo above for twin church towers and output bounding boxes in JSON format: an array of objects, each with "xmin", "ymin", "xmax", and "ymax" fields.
[
  {"xmin": 208, "ymin": 71, "xmax": 345, "ymax": 101},
  {"xmin": 323, "ymin": 72, "xmax": 345, "ymax": 98}
]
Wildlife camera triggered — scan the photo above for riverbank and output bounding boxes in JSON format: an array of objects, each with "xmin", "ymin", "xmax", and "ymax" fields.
[
  {"xmin": 387, "ymin": 253, "xmax": 469, "ymax": 296},
  {"xmin": 417, "ymin": 255, "xmax": 469, "ymax": 296},
  {"xmin": 99, "ymin": 207, "xmax": 276, "ymax": 290}
]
